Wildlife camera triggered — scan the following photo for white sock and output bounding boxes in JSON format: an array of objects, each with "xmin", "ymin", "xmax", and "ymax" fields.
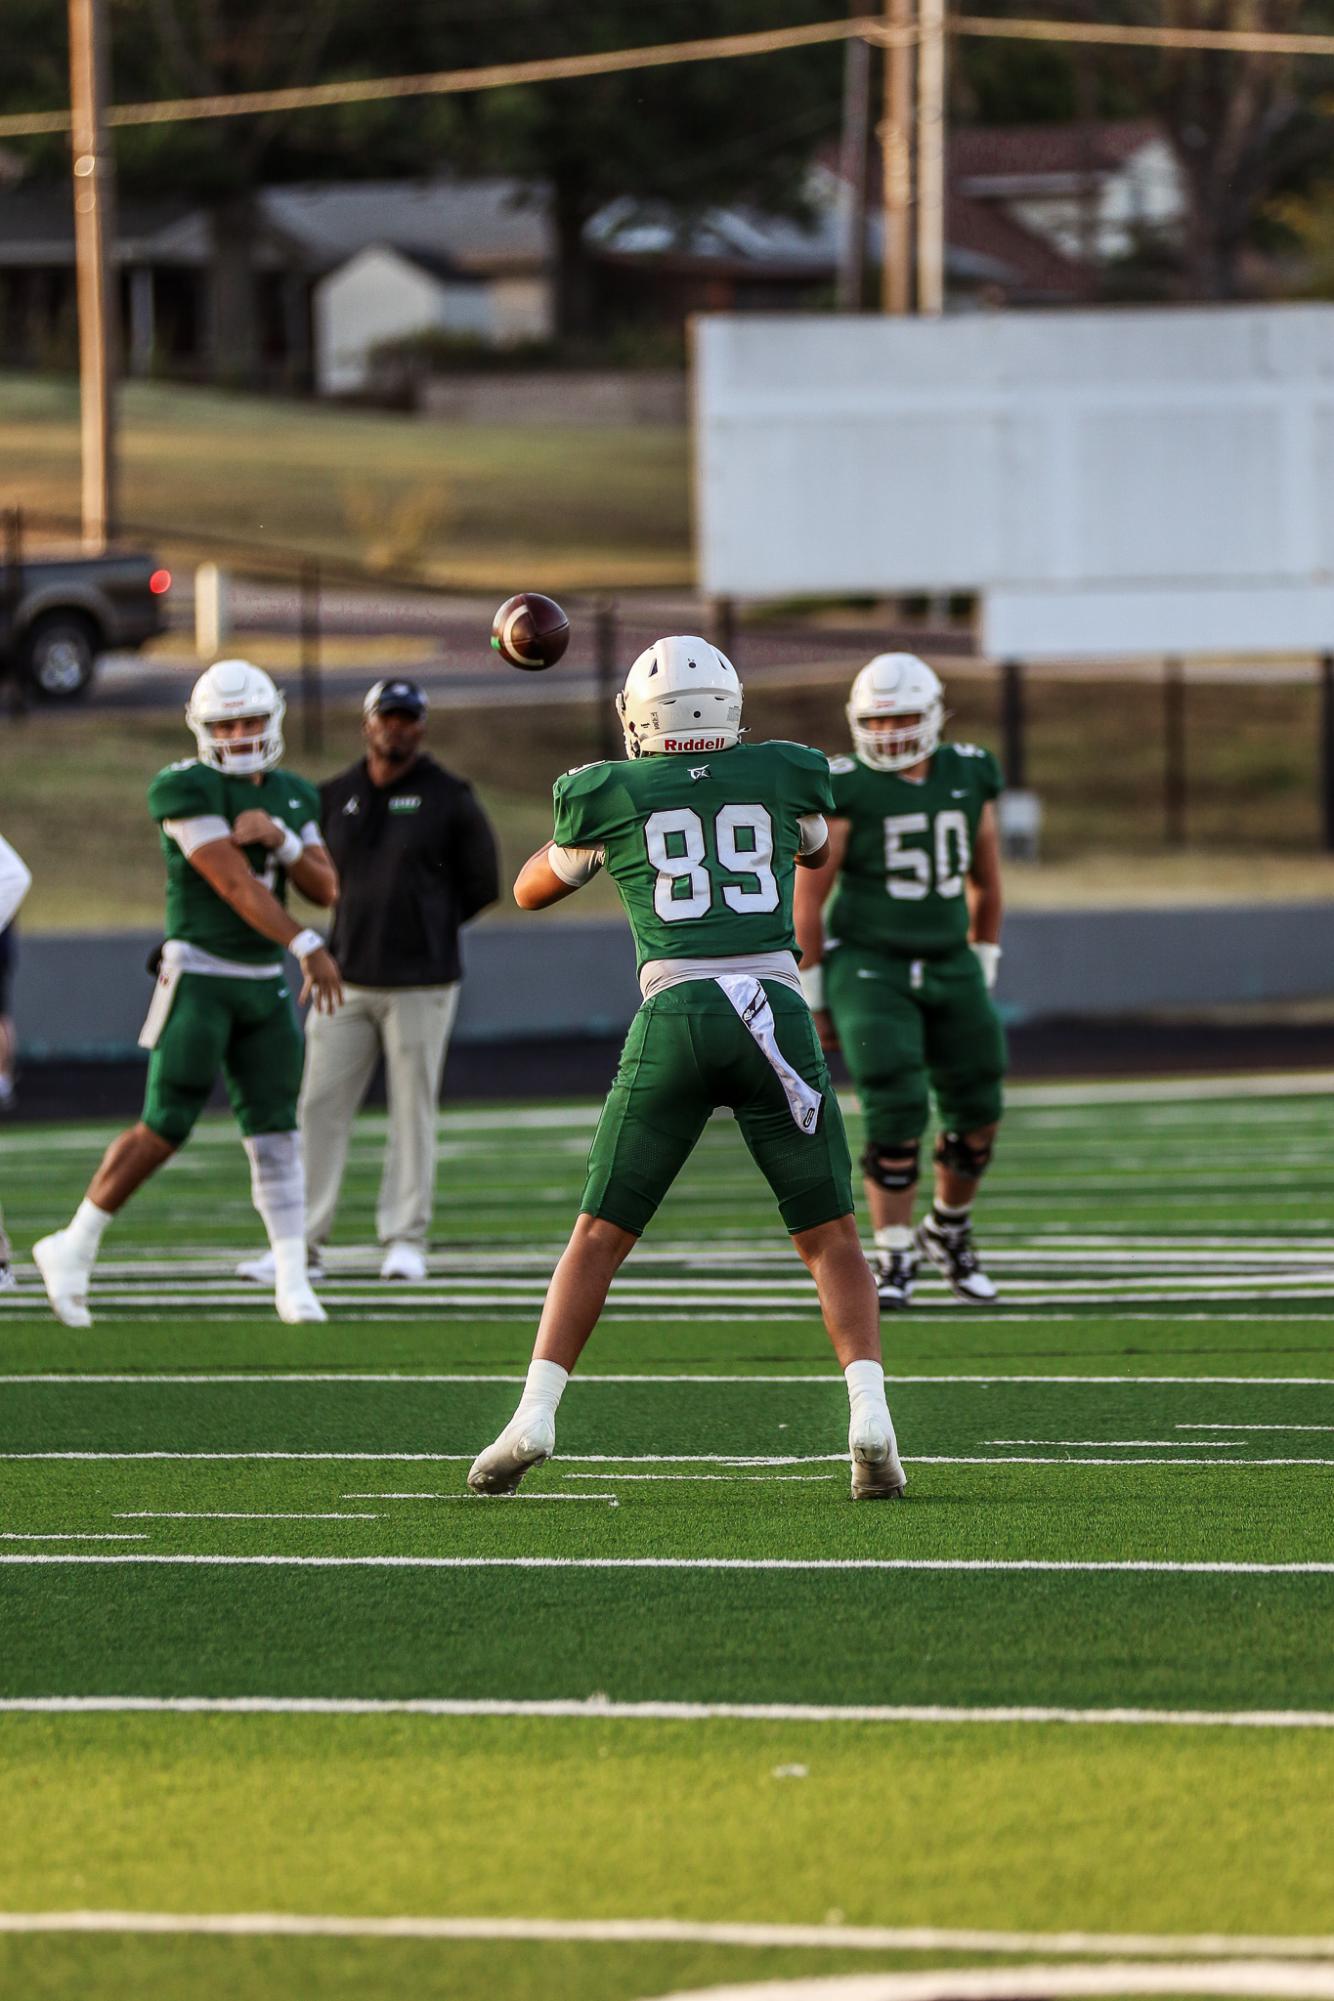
[
  {"xmin": 515, "ymin": 1359, "xmax": 568, "ymax": 1425},
  {"xmin": 933, "ymin": 1201, "xmax": 971, "ymax": 1228},
  {"xmin": 844, "ymin": 1358, "xmax": 890, "ymax": 1425},
  {"xmin": 272, "ymin": 1237, "xmax": 311, "ymax": 1292},
  {"xmin": 244, "ymin": 1132, "xmax": 306, "ymax": 1246},
  {"xmin": 65, "ymin": 1198, "xmax": 112, "ymax": 1263},
  {"xmin": 874, "ymin": 1225, "xmax": 914, "ymax": 1253}
]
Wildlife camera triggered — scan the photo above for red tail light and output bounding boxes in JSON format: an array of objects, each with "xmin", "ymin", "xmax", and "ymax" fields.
[{"xmin": 150, "ymin": 568, "xmax": 172, "ymax": 595}]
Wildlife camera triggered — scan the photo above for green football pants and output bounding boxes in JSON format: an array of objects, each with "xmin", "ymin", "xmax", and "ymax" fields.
[
  {"xmin": 142, "ymin": 970, "xmax": 304, "ymax": 1145},
  {"xmin": 825, "ymin": 941, "xmax": 1006, "ymax": 1145},
  {"xmin": 582, "ymin": 979, "xmax": 854, "ymax": 1237}
]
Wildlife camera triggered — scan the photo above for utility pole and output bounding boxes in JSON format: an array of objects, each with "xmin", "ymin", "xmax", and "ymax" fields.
[
  {"xmin": 878, "ymin": 0, "xmax": 914, "ymax": 313},
  {"xmin": 837, "ymin": 1, "xmax": 873, "ymax": 311},
  {"xmin": 68, "ymin": 0, "xmax": 117, "ymax": 550},
  {"xmin": 915, "ymin": 0, "xmax": 946, "ymax": 315}
]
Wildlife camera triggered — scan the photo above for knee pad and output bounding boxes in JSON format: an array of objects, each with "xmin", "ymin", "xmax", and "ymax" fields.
[
  {"xmin": 934, "ymin": 1129, "xmax": 993, "ymax": 1181},
  {"xmin": 860, "ymin": 1139, "xmax": 921, "ymax": 1192}
]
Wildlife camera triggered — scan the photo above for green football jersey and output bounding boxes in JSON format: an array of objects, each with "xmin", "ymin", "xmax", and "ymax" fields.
[
  {"xmin": 147, "ymin": 759, "xmax": 321, "ymax": 964},
  {"xmin": 827, "ymin": 740, "xmax": 1003, "ymax": 958},
  {"xmin": 552, "ymin": 740, "xmax": 834, "ymax": 971}
]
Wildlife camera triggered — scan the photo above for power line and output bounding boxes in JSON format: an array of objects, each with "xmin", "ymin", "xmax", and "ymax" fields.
[
  {"xmin": 950, "ymin": 13, "xmax": 1334, "ymax": 59},
  {"xmin": 0, "ymin": 17, "xmax": 878, "ymax": 140},
  {"xmin": 2, "ymin": 10, "xmax": 1333, "ymax": 143}
]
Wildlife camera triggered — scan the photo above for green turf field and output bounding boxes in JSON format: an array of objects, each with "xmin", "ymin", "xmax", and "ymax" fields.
[{"xmin": 1, "ymin": 1075, "xmax": 1331, "ymax": 2001}]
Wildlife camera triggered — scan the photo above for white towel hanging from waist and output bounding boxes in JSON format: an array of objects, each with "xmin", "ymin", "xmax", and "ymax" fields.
[{"xmin": 714, "ymin": 973, "xmax": 823, "ymax": 1136}]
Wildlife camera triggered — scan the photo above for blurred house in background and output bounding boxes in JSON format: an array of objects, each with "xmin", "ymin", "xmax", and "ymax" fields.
[{"xmin": 0, "ymin": 123, "xmax": 1193, "ymax": 390}]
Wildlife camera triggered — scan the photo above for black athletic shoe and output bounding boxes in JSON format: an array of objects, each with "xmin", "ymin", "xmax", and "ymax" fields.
[
  {"xmin": 872, "ymin": 1247, "xmax": 919, "ymax": 1310},
  {"xmin": 916, "ymin": 1212, "xmax": 999, "ymax": 1305}
]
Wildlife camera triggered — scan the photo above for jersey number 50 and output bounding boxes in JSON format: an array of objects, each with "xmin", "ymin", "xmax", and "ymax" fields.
[
  {"xmin": 884, "ymin": 809, "xmax": 970, "ymax": 900},
  {"xmin": 645, "ymin": 805, "xmax": 779, "ymax": 921}
]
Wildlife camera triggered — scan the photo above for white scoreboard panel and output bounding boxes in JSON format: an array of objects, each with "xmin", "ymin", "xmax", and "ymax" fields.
[{"xmin": 693, "ymin": 305, "xmax": 1334, "ymax": 657}]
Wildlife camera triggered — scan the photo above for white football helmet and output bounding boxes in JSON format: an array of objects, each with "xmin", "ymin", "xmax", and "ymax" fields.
[
  {"xmin": 615, "ymin": 635, "xmax": 742, "ymax": 758},
  {"xmin": 847, "ymin": 653, "xmax": 946, "ymax": 771},
  {"xmin": 186, "ymin": 659, "xmax": 286, "ymax": 775}
]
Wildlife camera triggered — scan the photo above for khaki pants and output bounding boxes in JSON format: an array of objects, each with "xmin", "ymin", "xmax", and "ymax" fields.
[{"xmin": 301, "ymin": 983, "xmax": 459, "ymax": 1251}]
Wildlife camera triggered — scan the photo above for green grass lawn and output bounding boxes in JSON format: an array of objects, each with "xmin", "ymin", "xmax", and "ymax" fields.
[
  {"xmin": 0, "ymin": 1077, "xmax": 1330, "ymax": 2000},
  {"xmin": 0, "ymin": 374, "xmax": 692, "ymax": 589}
]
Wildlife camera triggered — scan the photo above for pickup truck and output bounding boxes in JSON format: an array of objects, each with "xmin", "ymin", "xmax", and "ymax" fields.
[{"xmin": 0, "ymin": 549, "xmax": 172, "ymax": 700}]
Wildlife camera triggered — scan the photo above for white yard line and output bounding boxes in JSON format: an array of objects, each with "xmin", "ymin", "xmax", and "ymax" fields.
[
  {"xmin": 0, "ymin": 1554, "xmax": 1329, "ymax": 1573},
  {"xmin": 560, "ymin": 1474, "xmax": 838, "ymax": 1483},
  {"xmin": 113, "ymin": 1512, "xmax": 379, "ymax": 1522},
  {"xmin": 1179, "ymin": 1425, "xmax": 1334, "ymax": 1433},
  {"xmin": 1, "ymin": 1372, "xmax": 1332, "ymax": 1388},
  {"xmin": 2, "ymin": 1451, "xmax": 1330, "ymax": 1469},
  {"xmin": 0, "ymin": 1912, "xmax": 1330, "ymax": 1959},
  {"xmin": 3, "ymin": 1695, "xmax": 1332, "ymax": 1729},
  {"xmin": 663, "ymin": 1967, "xmax": 1334, "ymax": 2001},
  {"xmin": 0, "ymin": 1533, "xmax": 148, "ymax": 1542},
  {"xmin": 986, "ymin": 1440, "xmax": 1243, "ymax": 1450}
]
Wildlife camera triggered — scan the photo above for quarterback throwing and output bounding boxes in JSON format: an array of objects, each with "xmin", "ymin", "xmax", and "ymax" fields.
[
  {"xmin": 33, "ymin": 660, "xmax": 343, "ymax": 1329},
  {"xmin": 794, "ymin": 654, "xmax": 1006, "ymax": 1310},
  {"xmin": 468, "ymin": 636, "xmax": 906, "ymax": 1501}
]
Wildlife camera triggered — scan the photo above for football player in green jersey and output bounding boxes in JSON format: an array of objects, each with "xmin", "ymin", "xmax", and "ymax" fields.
[
  {"xmin": 794, "ymin": 654, "xmax": 1006, "ymax": 1311},
  {"xmin": 468, "ymin": 637, "xmax": 905, "ymax": 1502},
  {"xmin": 33, "ymin": 660, "xmax": 343, "ymax": 1329}
]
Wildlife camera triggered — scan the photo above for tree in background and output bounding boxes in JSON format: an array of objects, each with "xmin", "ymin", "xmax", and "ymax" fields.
[{"xmin": 955, "ymin": 0, "xmax": 1334, "ymax": 300}]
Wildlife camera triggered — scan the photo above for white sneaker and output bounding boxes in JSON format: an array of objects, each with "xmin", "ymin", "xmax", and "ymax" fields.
[
  {"xmin": 237, "ymin": 1247, "xmax": 324, "ymax": 1284},
  {"xmin": 849, "ymin": 1412, "xmax": 907, "ymax": 1500},
  {"xmin": 32, "ymin": 1231, "xmax": 94, "ymax": 1329},
  {"xmin": 467, "ymin": 1412, "xmax": 556, "ymax": 1495},
  {"xmin": 0, "ymin": 1263, "xmax": 15, "ymax": 1291},
  {"xmin": 275, "ymin": 1278, "xmax": 328, "ymax": 1325},
  {"xmin": 380, "ymin": 1242, "xmax": 427, "ymax": 1282}
]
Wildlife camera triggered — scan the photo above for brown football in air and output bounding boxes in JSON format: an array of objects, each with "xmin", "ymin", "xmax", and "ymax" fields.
[{"xmin": 491, "ymin": 592, "xmax": 570, "ymax": 671}]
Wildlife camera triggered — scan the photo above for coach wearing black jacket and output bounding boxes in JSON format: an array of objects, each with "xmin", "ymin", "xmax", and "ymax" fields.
[{"xmin": 241, "ymin": 678, "xmax": 498, "ymax": 1285}]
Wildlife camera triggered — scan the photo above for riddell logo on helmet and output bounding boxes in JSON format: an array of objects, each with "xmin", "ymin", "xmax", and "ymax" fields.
[{"xmin": 663, "ymin": 735, "xmax": 728, "ymax": 752}]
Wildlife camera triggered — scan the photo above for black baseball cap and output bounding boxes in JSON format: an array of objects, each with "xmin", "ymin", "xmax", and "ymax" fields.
[{"xmin": 363, "ymin": 677, "xmax": 428, "ymax": 719}]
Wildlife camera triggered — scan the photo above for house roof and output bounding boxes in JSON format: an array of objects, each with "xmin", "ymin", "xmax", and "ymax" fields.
[
  {"xmin": 261, "ymin": 178, "xmax": 552, "ymax": 273},
  {"xmin": 950, "ymin": 118, "xmax": 1165, "ymax": 188},
  {"xmin": 946, "ymin": 189, "xmax": 1091, "ymax": 299},
  {"xmin": 0, "ymin": 176, "xmax": 554, "ymax": 274}
]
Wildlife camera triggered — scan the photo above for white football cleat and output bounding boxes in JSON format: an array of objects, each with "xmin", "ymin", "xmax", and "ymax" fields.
[
  {"xmin": 32, "ymin": 1231, "xmax": 94, "ymax": 1329},
  {"xmin": 467, "ymin": 1412, "xmax": 556, "ymax": 1495},
  {"xmin": 0, "ymin": 1263, "xmax": 15, "ymax": 1292},
  {"xmin": 916, "ymin": 1213, "xmax": 999, "ymax": 1305},
  {"xmin": 849, "ymin": 1412, "xmax": 907, "ymax": 1501},
  {"xmin": 380, "ymin": 1241, "xmax": 427, "ymax": 1282},
  {"xmin": 237, "ymin": 1247, "xmax": 324, "ymax": 1284},
  {"xmin": 275, "ymin": 1278, "xmax": 327, "ymax": 1325}
]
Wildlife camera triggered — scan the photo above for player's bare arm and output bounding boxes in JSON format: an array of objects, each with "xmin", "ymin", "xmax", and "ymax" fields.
[
  {"xmin": 187, "ymin": 839, "xmax": 344, "ymax": 1013},
  {"xmin": 230, "ymin": 807, "xmax": 338, "ymax": 908},
  {"xmin": 514, "ymin": 839, "xmax": 601, "ymax": 910},
  {"xmin": 793, "ymin": 816, "xmax": 850, "ymax": 1051},
  {"xmin": 967, "ymin": 800, "xmax": 1003, "ymax": 946}
]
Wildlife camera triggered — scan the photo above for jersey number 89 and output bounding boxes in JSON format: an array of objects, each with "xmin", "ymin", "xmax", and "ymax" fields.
[{"xmin": 645, "ymin": 805, "xmax": 779, "ymax": 922}]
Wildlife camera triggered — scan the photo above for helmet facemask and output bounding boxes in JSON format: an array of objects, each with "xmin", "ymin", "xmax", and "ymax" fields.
[{"xmin": 848, "ymin": 704, "xmax": 944, "ymax": 772}]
